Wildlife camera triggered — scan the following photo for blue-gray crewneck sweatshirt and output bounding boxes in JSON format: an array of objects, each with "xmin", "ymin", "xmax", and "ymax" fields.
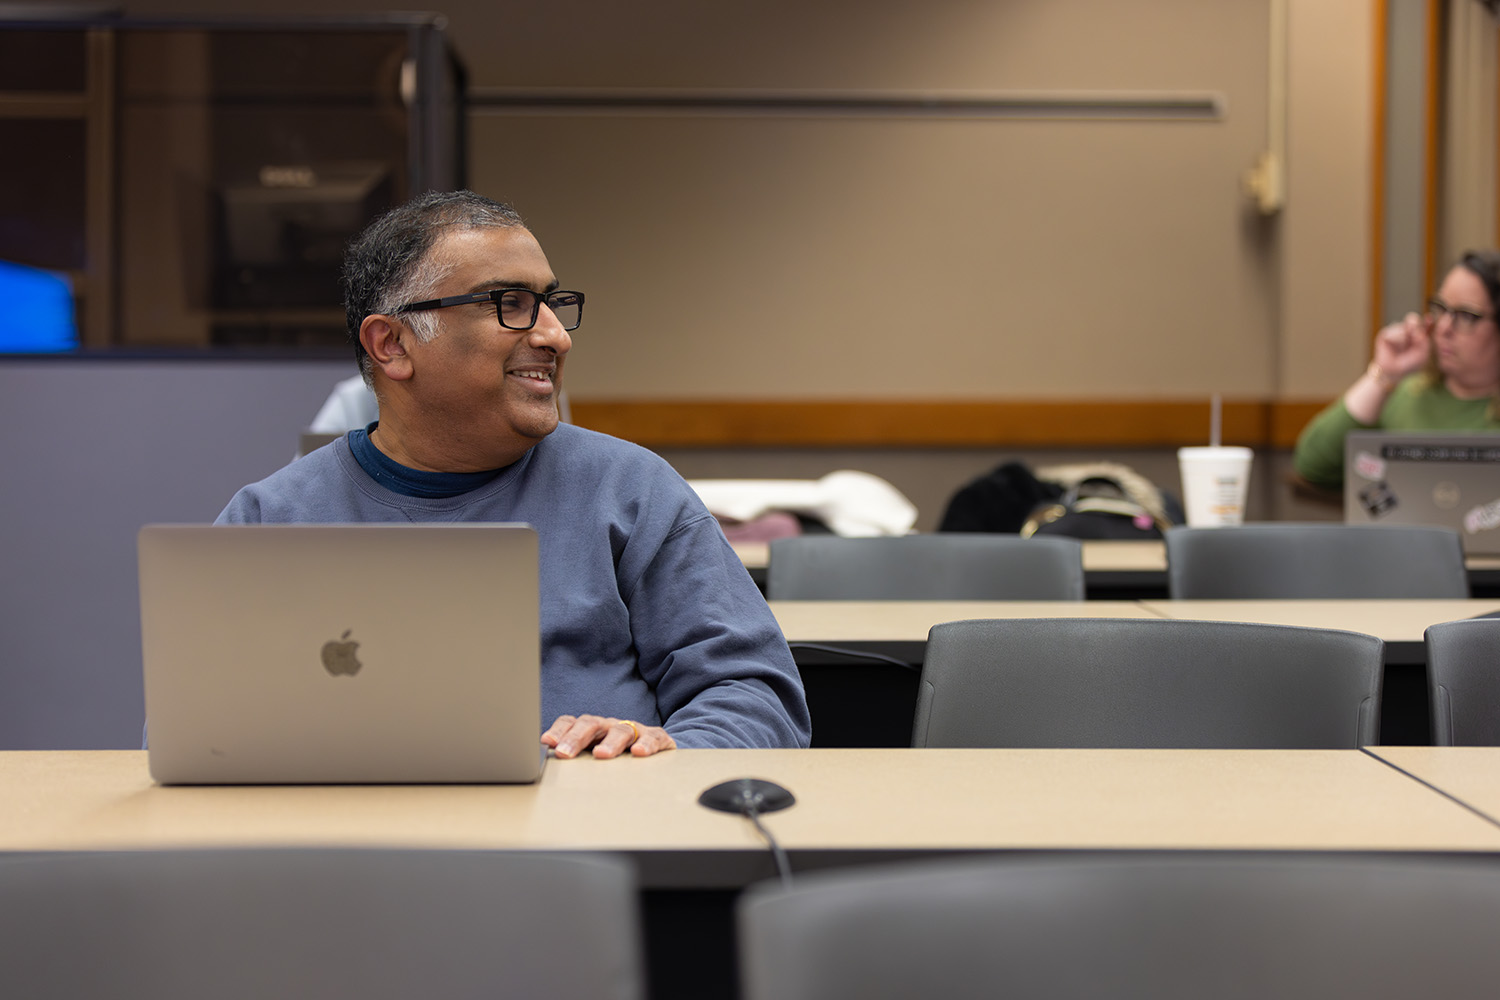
[{"xmin": 216, "ymin": 423, "xmax": 810, "ymax": 748}]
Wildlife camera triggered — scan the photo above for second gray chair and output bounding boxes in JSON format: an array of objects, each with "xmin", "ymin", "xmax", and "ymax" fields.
[
  {"xmin": 1426, "ymin": 616, "xmax": 1500, "ymax": 744},
  {"xmin": 1165, "ymin": 523, "xmax": 1469, "ymax": 598},
  {"xmin": 913, "ymin": 617, "xmax": 1382, "ymax": 747},
  {"xmin": 739, "ymin": 854, "xmax": 1500, "ymax": 1000},
  {"xmin": 0, "ymin": 848, "xmax": 642, "ymax": 1000},
  {"xmin": 765, "ymin": 534, "xmax": 1085, "ymax": 600}
]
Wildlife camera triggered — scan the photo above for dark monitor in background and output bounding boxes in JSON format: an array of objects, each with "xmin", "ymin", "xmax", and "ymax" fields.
[
  {"xmin": 0, "ymin": 260, "xmax": 77, "ymax": 352},
  {"xmin": 216, "ymin": 161, "xmax": 393, "ymax": 312}
]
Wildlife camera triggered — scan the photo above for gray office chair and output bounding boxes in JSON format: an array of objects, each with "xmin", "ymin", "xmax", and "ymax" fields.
[
  {"xmin": 1165, "ymin": 523, "xmax": 1468, "ymax": 598},
  {"xmin": 0, "ymin": 849, "xmax": 642, "ymax": 1000},
  {"xmin": 765, "ymin": 534, "xmax": 1085, "ymax": 600},
  {"xmin": 738, "ymin": 854, "xmax": 1500, "ymax": 1000},
  {"xmin": 1426, "ymin": 616, "xmax": 1500, "ymax": 744},
  {"xmin": 913, "ymin": 617, "xmax": 1382, "ymax": 747}
]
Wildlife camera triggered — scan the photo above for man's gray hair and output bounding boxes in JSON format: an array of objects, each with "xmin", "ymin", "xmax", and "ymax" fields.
[{"xmin": 342, "ymin": 190, "xmax": 526, "ymax": 382}]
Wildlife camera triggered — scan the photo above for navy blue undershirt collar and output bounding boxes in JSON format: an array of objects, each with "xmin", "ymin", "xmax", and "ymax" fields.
[{"xmin": 347, "ymin": 423, "xmax": 505, "ymax": 499}]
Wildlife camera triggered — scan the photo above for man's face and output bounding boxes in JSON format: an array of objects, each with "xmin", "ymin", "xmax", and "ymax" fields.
[{"xmin": 401, "ymin": 225, "xmax": 571, "ymax": 468}]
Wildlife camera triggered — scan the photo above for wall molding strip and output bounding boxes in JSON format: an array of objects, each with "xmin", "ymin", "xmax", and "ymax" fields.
[
  {"xmin": 469, "ymin": 88, "xmax": 1226, "ymax": 121},
  {"xmin": 570, "ymin": 399, "xmax": 1330, "ymax": 450}
]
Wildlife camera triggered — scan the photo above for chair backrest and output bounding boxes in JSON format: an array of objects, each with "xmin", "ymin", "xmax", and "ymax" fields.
[
  {"xmin": 1426, "ymin": 617, "xmax": 1500, "ymax": 745},
  {"xmin": 765, "ymin": 534, "xmax": 1085, "ymax": 600},
  {"xmin": 738, "ymin": 854, "xmax": 1500, "ymax": 1000},
  {"xmin": 912, "ymin": 617, "xmax": 1382, "ymax": 747},
  {"xmin": 1164, "ymin": 523, "xmax": 1469, "ymax": 598},
  {"xmin": 0, "ymin": 849, "xmax": 642, "ymax": 1000}
]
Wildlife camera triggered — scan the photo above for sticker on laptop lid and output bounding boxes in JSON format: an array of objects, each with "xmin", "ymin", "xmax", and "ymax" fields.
[
  {"xmin": 1352, "ymin": 450, "xmax": 1386, "ymax": 481},
  {"xmin": 1463, "ymin": 499, "xmax": 1500, "ymax": 535},
  {"xmin": 1358, "ymin": 480, "xmax": 1398, "ymax": 517}
]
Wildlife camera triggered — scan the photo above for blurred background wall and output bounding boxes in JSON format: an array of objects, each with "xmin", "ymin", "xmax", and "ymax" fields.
[{"xmin": 102, "ymin": 0, "xmax": 1377, "ymax": 407}]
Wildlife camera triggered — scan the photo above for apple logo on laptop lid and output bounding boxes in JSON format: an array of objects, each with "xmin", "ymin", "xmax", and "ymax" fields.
[{"xmin": 320, "ymin": 629, "xmax": 362, "ymax": 677}]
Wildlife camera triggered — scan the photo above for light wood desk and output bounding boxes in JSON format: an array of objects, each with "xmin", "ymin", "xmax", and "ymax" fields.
[
  {"xmin": 1138, "ymin": 600, "xmax": 1500, "ymax": 664},
  {"xmin": 768, "ymin": 597, "xmax": 1500, "ymax": 665},
  {"xmin": 735, "ymin": 540, "xmax": 1171, "ymax": 597},
  {"xmin": 769, "ymin": 590, "xmax": 1499, "ymax": 649},
  {"xmin": 1086, "ymin": 544, "xmax": 1500, "ymax": 593},
  {"xmin": 742, "ymin": 538, "xmax": 1500, "ymax": 598},
  {"xmin": 9, "ymin": 748, "xmax": 1497, "ymax": 1000},
  {"xmin": 1100, "ymin": 544, "xmax": 1500, "ymax": 596},
  {"xmin": 731, "ymin": 541, "xmax": 769, "ymax": 570},
  {"xmin": 770, "ymin": 598, "xmax": 1500, "ymax": 747},
  {"xmin": 1466, "ymin": 554, "xmax": 1500, "ymax": 594},
  {"xmin": 1366, "ymin": 747, "xmax": 1500, "ymax": 824},
  {"xmin": 1081, "ymin": 539, "xmax": 1166, "ymax": 572},
  {"xmin": 5, "ymin": 750, "xmax": 1500, "ymax": 889},
  {"xmin": 737, "ymin": 540, "xmax": 1169, "ymax": 573},
  {"xmin": 770, "ymin": 599, "xmax": 1159, "ymax": 659}
]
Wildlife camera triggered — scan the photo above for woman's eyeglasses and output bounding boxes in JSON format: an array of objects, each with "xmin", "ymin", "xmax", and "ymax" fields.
[{"xmin": 1426, "ymin": 298, "xmax": 1493, "ymax": 331}]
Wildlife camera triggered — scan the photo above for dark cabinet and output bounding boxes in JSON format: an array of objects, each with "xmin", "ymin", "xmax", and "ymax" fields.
[{"xmin": 0, "ymin": 14, "xmax": 464, "ymax": 350}]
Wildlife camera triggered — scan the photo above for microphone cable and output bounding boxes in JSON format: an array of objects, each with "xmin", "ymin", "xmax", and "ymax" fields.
[
  {"xmin": 746, "ymin": 804, "xmax": 793, "ymax": 887},
  {"xmin": 697, "ymin": 777, "xmax": 797, "ymax": 887}
]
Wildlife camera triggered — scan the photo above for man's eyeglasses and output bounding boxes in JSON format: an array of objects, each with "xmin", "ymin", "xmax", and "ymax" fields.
[
  {"xmin": 1427, "ymin": 298, "xmax": 1493, "ymax": 330},
  {"xmin": 397, "ymin": 288, "xmax": 585, "ymax": 331}
]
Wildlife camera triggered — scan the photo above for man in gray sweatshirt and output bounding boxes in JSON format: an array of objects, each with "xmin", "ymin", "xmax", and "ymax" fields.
[{"xmin": 217, "ymin": 190, "xmax": 810, "ymax": 758}]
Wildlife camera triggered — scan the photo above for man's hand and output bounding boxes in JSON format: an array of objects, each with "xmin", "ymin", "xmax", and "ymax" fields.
[{"xmin": 541, "ymin": 714, "xmax": 677, "ymax": 759}]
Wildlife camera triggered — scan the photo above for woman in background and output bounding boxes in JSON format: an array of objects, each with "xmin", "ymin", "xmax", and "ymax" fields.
[{"xmin": 1294, "ymin": 249, "xmax": 1500, "ymax": 489}]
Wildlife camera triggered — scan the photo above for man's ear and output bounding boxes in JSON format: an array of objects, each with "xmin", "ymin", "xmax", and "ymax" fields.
[{"xmin": 360, "ymin": 315, "xmax": 414, "ymax": 382}]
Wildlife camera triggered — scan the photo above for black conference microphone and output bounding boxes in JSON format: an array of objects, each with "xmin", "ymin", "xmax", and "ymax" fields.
[{"xmin": 698, "ymin": 778, "xmax": 796, "ymax": 885}]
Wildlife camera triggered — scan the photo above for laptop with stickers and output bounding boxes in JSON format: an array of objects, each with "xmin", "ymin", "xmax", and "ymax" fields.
[
  {"xmin": 1343, "ymin": 430, "xmax": 1500, "ymax": 555},
  {"xmin": 139, "ymin": 523, "xmax": 543, "ymax": 784}
]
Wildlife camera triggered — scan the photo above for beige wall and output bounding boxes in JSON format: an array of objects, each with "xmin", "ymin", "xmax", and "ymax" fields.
[
  {"xmin": 472, "ymin": 0, "xmax": 1278, "ymax": 401},
  {"xmin": 1280, "ymin": 0, "xmax": 1376, "ymax": 399},
  {"xmin": 123, "ymin": 0, "xmax": 1376, "ymax": 406}
]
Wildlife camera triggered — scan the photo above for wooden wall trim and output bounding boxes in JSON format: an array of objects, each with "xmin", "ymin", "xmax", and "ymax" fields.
[
  {"xmin": 1372, "ymin": 0, "xmax": 1388, "ymax": 342},
  {"xmin": 1269, "ymin": 401, "xmax": 1328, "ymax": 449},
  {"xmin": 570, "ymin": 399, "xmax": 1330, "ymax": 450},
  {"xmin": 1424, "ymin": 0, "xmax": 1443, "ymax": 296}
]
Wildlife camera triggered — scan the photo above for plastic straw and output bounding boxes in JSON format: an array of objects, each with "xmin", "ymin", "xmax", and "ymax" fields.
[{"xmin": 1209, "ymin": 393, "xmax": 1221, "ymax": 447}]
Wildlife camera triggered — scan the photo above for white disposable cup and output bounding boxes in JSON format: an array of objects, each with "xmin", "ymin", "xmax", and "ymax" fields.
[{"xmin": 1177, "ymin": 446, "xmax": 1253, "ymax": 527}]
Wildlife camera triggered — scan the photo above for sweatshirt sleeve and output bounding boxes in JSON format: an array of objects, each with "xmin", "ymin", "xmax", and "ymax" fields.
[
  {"xmin": 624, "ymin": 514, "xmax": 811, "ymax": 749},
  {"xmin": 215, "ymin": 488, "xmax": 263, "ymax": 524},
  {"xmin": 1292, "ymin": 397, "xmax": 1363, "ymax": 489}
]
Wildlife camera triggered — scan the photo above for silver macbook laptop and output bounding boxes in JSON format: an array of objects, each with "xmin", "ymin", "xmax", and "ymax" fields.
[
  {"xmin": 139, "ymin": 523, "xmax": 544, "ymax": 785},
  {"xmin": 1344, "ymin": 430, "xmax": 1500, "ymax": 555}
]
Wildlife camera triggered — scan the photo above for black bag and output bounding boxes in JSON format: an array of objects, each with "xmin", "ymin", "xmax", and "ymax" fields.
[
  {"xmin": 1020, "ymin": 475, "xmax": 1173, "ymax": 540},
  {"xmin": 937, "ymin": 461, "xmax": 1062, "ymax": 533},
  {"xmin": 939, "ymin": 461, "xmax": 1181, "ymax": 539}
]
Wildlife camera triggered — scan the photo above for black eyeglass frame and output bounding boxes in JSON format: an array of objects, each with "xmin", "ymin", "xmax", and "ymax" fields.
[
  {"xmin": 396, "ymin": 288, "xmax": 585, "ymax": 331},
  {"xmin": 1425, "ymin": 297, "xmax": 1493, "ymax": 328}
]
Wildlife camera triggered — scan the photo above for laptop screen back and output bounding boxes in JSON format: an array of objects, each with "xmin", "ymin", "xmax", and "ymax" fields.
[
  {"xmin": 1343, "ymin": 431, "xmax": 1500, "ymax": 555},
  {"xmin": 139, "ymin": 523, "xmax": 542, "ymax": 784}
]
